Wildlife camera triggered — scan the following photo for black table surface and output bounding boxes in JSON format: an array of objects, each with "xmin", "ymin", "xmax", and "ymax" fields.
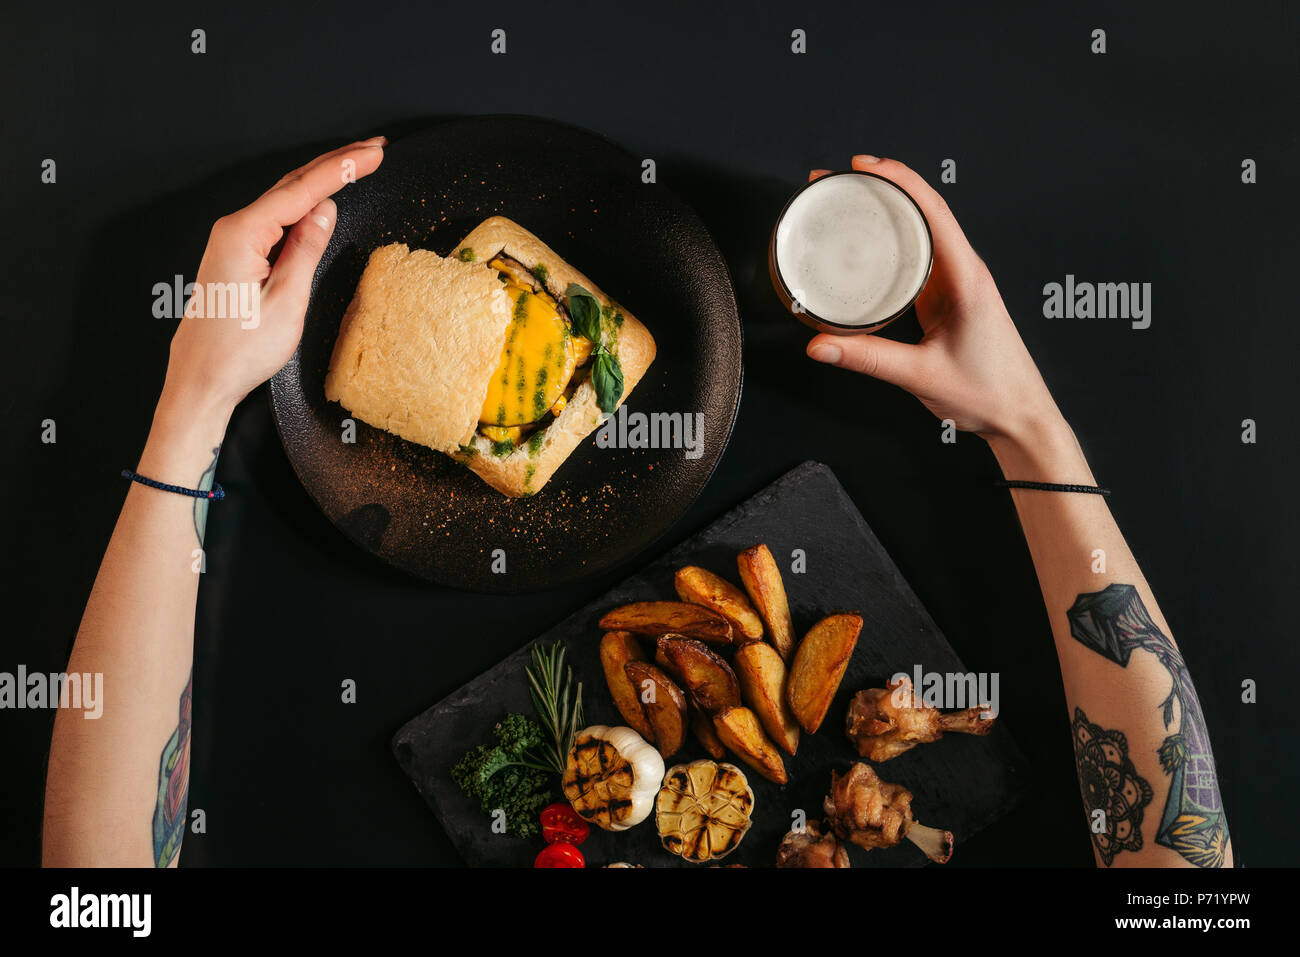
[{"xmin": 1, "ymin": 0, "xmax": 1295, "ymax": 867}]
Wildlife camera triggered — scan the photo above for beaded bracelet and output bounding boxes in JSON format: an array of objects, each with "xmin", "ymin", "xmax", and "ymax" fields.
[
  {"xmin": 996, "ymin": 479, "xmax": 1110, "ymax": 496},
  {"xmin": 122, "ymin": 469, "xmax": 225, "ymax": 501}
]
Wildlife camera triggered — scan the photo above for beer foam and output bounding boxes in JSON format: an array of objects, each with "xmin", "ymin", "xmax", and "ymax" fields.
[{"xmin": 775, "ymin": 173, "xmax": 931, "ymax": 326}]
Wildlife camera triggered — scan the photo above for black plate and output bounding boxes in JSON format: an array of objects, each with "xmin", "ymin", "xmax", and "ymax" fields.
[
  {"xmin": 393, "ymin": 462, "xmax": 1031, "ymax": 867},
  {"xmin": 269, "ymin": 116, "xmax": 742, "ymax": 591}
]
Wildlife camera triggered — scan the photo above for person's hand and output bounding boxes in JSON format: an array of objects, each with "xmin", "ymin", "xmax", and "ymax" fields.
[
  {"xmin": 805, "ymin": 154, "xmax": 1065, "ymax": 447},
  {"xmin": 162, "ymin": 137, "xmax": 386, "ymax": 419}
]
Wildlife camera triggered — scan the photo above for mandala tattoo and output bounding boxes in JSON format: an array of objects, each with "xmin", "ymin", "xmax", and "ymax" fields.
[
  {"xmin": 152, "ymin": 670, "xmax": 192, "ymax": 867},
  {"xmin": 1067, "ymin": 584, "xmax": 1229, "ymax": 867},
  {"xmin": 1071, "ymin": 707, "xmax": 1153, "ymax": 865}
]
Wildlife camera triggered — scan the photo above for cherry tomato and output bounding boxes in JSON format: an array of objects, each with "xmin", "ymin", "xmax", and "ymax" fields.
[
  {"xmin": 534, "ymin": 841, "xmax": 585, "ymax": 868},
  {"xmin": 540, "ymin": 802, "xmax": 590, "ymax": 845}
]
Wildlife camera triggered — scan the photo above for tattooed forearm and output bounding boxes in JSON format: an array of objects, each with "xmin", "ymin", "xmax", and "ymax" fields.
[
  {"xmin": 1067, "ymin": 584, "xmax": 1229, "ymax": 867},
  {"xmin": 193, "ymin": 446, "xmax": 220, "ymax": 546},
  {"xmin": 1071, "ymin": 707, "xmax": 1153, "ymax": 864},
  {"xmin": 152, "ymin": 670, "xmax": 192, "ymax": 867}
]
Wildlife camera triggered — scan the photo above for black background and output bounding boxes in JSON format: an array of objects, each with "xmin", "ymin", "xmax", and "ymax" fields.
[{"xmin": 1, "ymin": 0, "xmax": 1295, "ymax": 867}]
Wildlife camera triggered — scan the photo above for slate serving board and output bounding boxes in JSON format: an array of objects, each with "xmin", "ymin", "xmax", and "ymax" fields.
[{"xmin": 393, "ymin": 461, "xmax": 1030, "ymax": 867}]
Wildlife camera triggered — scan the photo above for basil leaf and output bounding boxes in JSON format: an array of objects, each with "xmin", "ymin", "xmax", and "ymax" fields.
[
  {"xmin": 566, "ymin": 283, "xmax": 602, "ymax": 342},
  {"xmin": 592, "ymin": 351, "xmax": 624, "ymax": 414}
]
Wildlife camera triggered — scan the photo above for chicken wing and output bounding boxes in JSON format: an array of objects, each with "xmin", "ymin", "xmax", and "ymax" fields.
[
  {"xmin": 823, "ymin": 762, "xmax": 953, "ymax": 862},
  {"xmin": 775, "ymin": 820, "xmax": 850, "ymax": 868},
  {"xmin": 845, "ymin": 675, "xmax": 994, "ymax": 761}
]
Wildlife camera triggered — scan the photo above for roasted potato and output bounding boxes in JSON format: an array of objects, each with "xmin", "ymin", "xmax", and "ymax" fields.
[
  {"xmin": 786, "ymin": 613, "xmax": 863, "ymax": 733},
  {"xmin": 736, "ymin": 545, "xmax": 796, "ymax": 660},
  {"xmin": 713, "ymin": 706, "xmax": 788, "ymax": 784},
  {"xmin": 653, "ymin": 635, "xmax": 683, "ymax": 680},
  {"xmin": 690, "ymin": 706, "xmax": 727, "ymax": 759},
  {"xmin": 660, "ymin": 636, "xmax": 742, "ymax": 714},
  {"xmin": 599, "ymin": 602, "xmax": 733, "ymax": 644},
  {"xmin": 624, "ymin": 660, "xmax": 687, "ymax": 758},
  {"xmin": 733, "ymin": 640, "xmax": 800, "ymax": 755},
  {"xmin": 599, "ymin": 631, "xmax": 654, "ymax": 741},
  {"xmin": 674, "ymin": 566, "xmax": 764, "ymax": 641}
]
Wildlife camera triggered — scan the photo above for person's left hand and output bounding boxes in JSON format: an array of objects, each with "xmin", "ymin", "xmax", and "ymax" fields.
[{"xmin": 163, "ymin": 137, "xmax": 386, "ymax": 417}]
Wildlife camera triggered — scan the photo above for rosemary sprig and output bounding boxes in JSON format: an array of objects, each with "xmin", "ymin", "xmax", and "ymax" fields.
[{"xmin": 525, "ymin": 641, "xmax": 584, "ymax": 775}]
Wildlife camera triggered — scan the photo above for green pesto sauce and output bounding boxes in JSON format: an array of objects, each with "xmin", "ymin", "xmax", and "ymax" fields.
[
  {"xmin": 457, "ymin": 443, "xmax": 478, "ymax": 458},
  {"xmin": 531, "ymin": 263, "xmax": 549, "ymax": 283},
  {"xmin": 601, "ymin": 303, "xmax": 626, "ymax": 328},
  {"xmin": 458, "ymin": 247, "xmax": 476, "ymax": 262},
  {"xmin": 533, "ymin": 374, "xmax": 549, "ymax": 416},
  {"xmin": 524, "ymin": 463, "xmax": 536, "ymax": 492},
  {"xmin": 533, "ymin": 344, "xmax": 552, "ymax": 418},
  {"xmin": 527, "ymin": 430, "xmax": 545, "ymax": 456},
  {"xmin": 514, "ymin": 289, "xmax": 531, "ymax": 320},
  {"xmin": 491, "ymin": 439, "xmax": 515, "ymax": 457}
]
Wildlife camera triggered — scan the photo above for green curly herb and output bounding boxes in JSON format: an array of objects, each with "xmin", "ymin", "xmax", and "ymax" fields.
[{"xmin": 450, "ymin": 713, "xmax": 552, "ymax": 838}]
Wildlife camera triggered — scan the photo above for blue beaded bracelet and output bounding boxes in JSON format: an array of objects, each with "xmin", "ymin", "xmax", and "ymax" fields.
[
  {"xmin": 996, "ymin": 479, "xmax": 1110, "ymax": 496},
  {"xmin": 122, "ymin": 469, "xmax": 225, "ymax": 501}
]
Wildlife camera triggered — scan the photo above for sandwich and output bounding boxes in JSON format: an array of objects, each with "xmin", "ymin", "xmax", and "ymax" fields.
[{"xmin": 324, "ymin": 216, "xmax": 656, "ymax": 497}]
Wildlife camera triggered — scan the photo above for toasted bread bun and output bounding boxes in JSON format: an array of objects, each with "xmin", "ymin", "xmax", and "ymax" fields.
[
  {"xmin": 324, "ymin": 245, "xmax": 512, "ymax": 452},
  {"xmin": 451, "ymin": 217, "xmax": 657, "ymax": 496},
  {"xmin": 325, "ymin": 218, "xmax": 656, "ymax": 497}
]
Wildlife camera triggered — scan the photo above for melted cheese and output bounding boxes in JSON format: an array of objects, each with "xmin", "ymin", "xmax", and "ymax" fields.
[
  {"xmin": 480, "ymin": 424, "xmax": 524, "ymax": 444},
  {"xmin": 573, "ymin": 334, "xmax": 594, "ymax": 367},
  {"xmin": 479, "ymin": 277, "xmax": 576, "ymax": 427}
]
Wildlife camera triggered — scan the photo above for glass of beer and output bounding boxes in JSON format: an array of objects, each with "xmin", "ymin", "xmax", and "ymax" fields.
[{"xmin": 768, "ymin": 170, "xmax": 933, "ymax": 335}]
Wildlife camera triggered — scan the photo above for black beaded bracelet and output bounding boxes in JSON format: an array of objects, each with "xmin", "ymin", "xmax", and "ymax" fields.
[
  {"xmin": 122, "ymin": 469, "xmax": 225, "ymax": 501},
  {"xmin": 997, "ymin": 479, "xmax": 1110, "ymax": 496}
]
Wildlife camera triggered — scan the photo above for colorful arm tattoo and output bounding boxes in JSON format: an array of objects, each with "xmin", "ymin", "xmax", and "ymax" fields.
[
  {"xmin": 152, "ymin": 670, "xmax": 192, "ymax": 867},
  {"xmin": 1067, "ymin": 584, "xmax": 1229, "ymax": 867},
  {"xmin": 193, "ymin": 447, "xmax": 219, "ymax": 546}
]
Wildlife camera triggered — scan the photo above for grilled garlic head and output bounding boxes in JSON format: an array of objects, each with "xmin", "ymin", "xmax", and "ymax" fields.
[
  {"xmin": 656, "ymin": 760, "xmax": 755, "ymax": 863},
  {"xmin": 562, "ymin": 725, "xmax": 665, "ymax": 831}
]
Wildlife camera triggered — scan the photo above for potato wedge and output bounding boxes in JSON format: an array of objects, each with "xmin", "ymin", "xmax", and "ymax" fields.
[
  {"xmin": 624, "ymin": 660, "xmax": 687, "ymax": 758},
  {"xmin": 786, "ymin": 613, "xmax": 863, "ymax": 733},
  {"xmin": 674, "ymin": 566, "xmax": 764, "ymax": 641},
  {"xmin": 736, "ymin": 545, "xmax": 796, "ymax": 660},
  {"xmin": 713, "ymin": 706, "xmax": 788, "ymax": 784},
  {"xmin": 599, "ymin": 631, "xmax": 654, "ymax": 741},
  {"xmin": 599, "ymin": 602, "xmax": 733, "ymax": 644},
  {"xmin": 690, "ymin": 706, "xmax": 727, "ymax": 760},
  {"xmin": 660, "ymin": 636, "xmax": 741, "ymax": 714},
  {"xmin": 733, "ymin": 640, "xmax": 800, "ymax": 755},
  {"xmin": 653, "ymin": 635, "xmax": 683, "ymax": 680}
]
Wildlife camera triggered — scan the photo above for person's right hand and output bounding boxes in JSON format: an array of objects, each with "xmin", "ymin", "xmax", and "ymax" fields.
[
  {"xmin": 164, "ymin": 137, "xmax": 386, "ymax": 419},
  {"xmin": 805, "ymin": 154, "xmax": 1065, "ymax": 446}
]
